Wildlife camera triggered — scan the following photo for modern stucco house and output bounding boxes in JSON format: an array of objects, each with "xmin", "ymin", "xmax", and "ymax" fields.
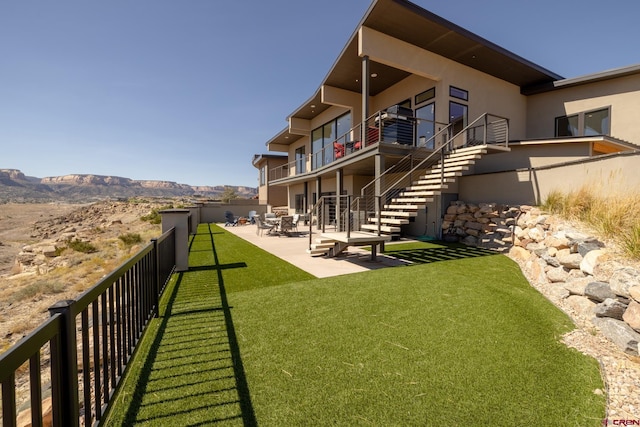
[{"xmin": 253, "ymin": 0, "xmax": 640, "ymax": 243}]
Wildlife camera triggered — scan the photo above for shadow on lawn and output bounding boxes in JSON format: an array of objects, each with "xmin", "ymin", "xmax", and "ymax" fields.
[
  {"xmin": 120, "ymin": 224, "xmax": 256, "ymax": 426},
  {"xmin": 385, "ymin": 242, "xmax": 501, "ymax": 265}
]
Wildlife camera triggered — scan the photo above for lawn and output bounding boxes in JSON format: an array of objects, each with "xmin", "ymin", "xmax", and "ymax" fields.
[{"xmin": 104, "ymin": 225, "xmax": 605, "ymax": 426}]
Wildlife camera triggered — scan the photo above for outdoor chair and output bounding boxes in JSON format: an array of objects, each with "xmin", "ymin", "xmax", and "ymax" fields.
[
  {"xmin": 224, "ymin": 211, "xmax": 238, "ymax": 227},
  {"xmin": 248, "ymin": 210, "xmax": 257, "ymax": 224},
  {"xmin": 291, "ymin": 213, "xmax": 300, "ymax": 232},
  {"xmin": 255, "ymin": 217, "xmax": 275, "ymax": 236},
  {"xmin": 279, "ymin": 215, "xmax": 294, "ymax": 236}
]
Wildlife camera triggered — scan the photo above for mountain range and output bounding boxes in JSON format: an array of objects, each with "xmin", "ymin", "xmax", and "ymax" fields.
[{"xmin": 0, "ymin": 169, "xmax": 257, "ymax": 202}]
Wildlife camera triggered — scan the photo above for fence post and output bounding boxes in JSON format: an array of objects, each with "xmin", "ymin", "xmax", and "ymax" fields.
[
  {"xmin": 48, "ymin": 300, "xmax": 80, "ymax": 427},
  {"xmin": 159, "ymin": 209, "xmax": 190, "ymax": 272},
  {"xmin": 151, "ymin": 238, "xmax": 160, "ymax": 318}
]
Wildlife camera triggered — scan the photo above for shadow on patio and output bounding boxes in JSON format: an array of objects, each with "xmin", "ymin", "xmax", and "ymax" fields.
[{"xmin": 112, "ymin": 224, "xmax": 256, "ymax": 426}]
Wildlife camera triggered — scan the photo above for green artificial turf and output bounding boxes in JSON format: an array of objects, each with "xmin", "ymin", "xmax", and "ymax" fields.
[{"xmin": 103, "ymin": 229, "xmax": 606, "ymax": 427}]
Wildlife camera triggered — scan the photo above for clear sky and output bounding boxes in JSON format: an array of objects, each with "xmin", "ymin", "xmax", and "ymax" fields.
[{"xmin": 1, "ymin": 1, "xmax": 638, "ymax": 188}]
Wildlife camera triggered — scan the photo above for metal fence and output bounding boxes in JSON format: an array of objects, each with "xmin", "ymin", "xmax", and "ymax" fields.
[{"xmin": 0, "ymin": 227, "xmax": 176, "ymax": 427}]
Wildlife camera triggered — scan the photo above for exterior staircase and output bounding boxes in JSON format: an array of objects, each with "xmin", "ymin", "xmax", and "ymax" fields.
[{"xmin": 360, "ymin": 145, "xmax": 490, "ymax": 234}]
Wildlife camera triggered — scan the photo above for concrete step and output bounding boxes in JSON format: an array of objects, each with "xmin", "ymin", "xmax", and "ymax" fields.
[
  {"xmin": 406, "ymin": 184, "xmax": 449, "ymax": 191},
  {"xmin": 361, "ymin": 224, "xmax": 401, "ymax": 233},
  {"xmin": 391, "ymin": 197, "xmax": 433, "ymax": 204},
  {"xmin": 448, "ymin": 146, "xmax": 487, "ymax": 156},
  {"xmin": 399, "ymin": 190, "xmax": 441, "ymax": 197},
  {"xmin": 436, "ymin": 159, "xmax": 477, "ymax": 168},
  {"xmin": 413, "ymin": 178, "xmax": 456, "ymax": 186},
  {"xmin": 430, "ymin": 165, "xmax": 470, "ymax": 173},
  {"xmin": 380, "ymin": 211, "xmax": 418, "ymax": 217},
  {"xmin": 368, "ymin": 217, "xmax": 410, "ymax": 225},
  {"xmin": 384, "ymin": 204, "xmax": 421, "ymax": 210}
]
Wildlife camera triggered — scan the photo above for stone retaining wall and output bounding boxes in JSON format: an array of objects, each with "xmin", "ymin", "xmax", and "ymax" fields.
[{"xmin": 445, "ymin": 201, "xmax": 640, "ymax": 356}]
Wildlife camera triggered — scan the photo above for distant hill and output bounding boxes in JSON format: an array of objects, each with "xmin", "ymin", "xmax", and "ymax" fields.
[{"xmin": 0, "ymin": 169, "xmax": 257, "ymax": 202}]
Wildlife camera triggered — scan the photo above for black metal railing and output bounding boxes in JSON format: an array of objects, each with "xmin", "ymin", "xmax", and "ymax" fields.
[{"xmin": 0, "ymin": 227, "xmax": 176, "ymax": 427}]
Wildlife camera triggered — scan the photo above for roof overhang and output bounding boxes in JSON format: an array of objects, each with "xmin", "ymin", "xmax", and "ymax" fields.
[
  {"xmin": 288, "ymin": 0, "xmax": 562, "ymax": 122},
  {"xmin": 522, "ymin": 63, "xmax": 640, "ymax": 95}
]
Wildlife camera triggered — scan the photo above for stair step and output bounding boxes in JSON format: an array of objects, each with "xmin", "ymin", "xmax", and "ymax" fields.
[
  {"xmin": 407, "ymin": 184, "xmax": 449, "ymax": 191},
  {"xmin": 384, "ymin": 204, "xmax": 421, "ymax": 210},
  {"xmin": 361, "ymin": 224, "xmax": 401, "ymax": 233},
  {"xmin": 399, "ymin": 190, "xmax": 440, "ymax": 197},
  {"xmin": 307, "ymin": 248, "xmax": 329, "ymax": 256},
  {"xmin": 421, "ymin": 171, "xmax": 463, "ymax": 179},
  {"xmin": 380, "ymin": 211, "xmax": 418, "ymax": 217},
  {"xmin": 392, "ymin": 197, "xmax": 433, "ymax": 203},
  {"xmin": 311, "ymin": 243, "xmax": 334, "ymax": 250},
  {"xmin": 448, "ymin": 146, "xmax": 488, "ymax": 156},
  {"xmin": 430, "ymin": 165, "xmax": 469, "ymax": 173},
  {"xmin": 437, "ymin": 159, "xmax": 476, "ymax": 168},
  {"xmin": 414, "ymin": 178, "xmax": 456, "ymax": 185},
  {"xmin": 368, "ymin": 217, "xmax": 410, "ymax": 225},
  {"xmin": 443, "ymin": 153, "xmax": 483, "ymax": 162}
]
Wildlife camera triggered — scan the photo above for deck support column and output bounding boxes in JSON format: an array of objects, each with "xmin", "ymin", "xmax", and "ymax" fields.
[
  {"xmin": 361, "ymin": 55, "xmax": 370, "ymax": 143},
  {"xmin": 315, "ymin": 177, "xmax": 322, "ymax": 231},
  {"xmin": 336, "ymin": 168, "xmax": 343, "ymax": 231}
]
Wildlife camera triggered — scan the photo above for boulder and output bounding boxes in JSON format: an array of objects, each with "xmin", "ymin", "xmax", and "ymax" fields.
[
  {"xmin": 547, "ymin": 266, "xmax": 569, "ymax": 283},
  {"xmin": 579, "ymin": 249, "xmax": 604, "ymax": 276},
  {"xmin": 623, "ymin": 301, "xmax": 640, "ymax": 332},
  {"xmin": 591, "ymin": 317, "xmax": 640, "ymax": 356},
  {"xmin": 584, "ymin": 281, "xmax": 616, "ymax": 302},
  {"xmin": 563, "ymin": 278, "xmax": 589, "ymax": 296},
  {"xmin": 592, "ymin": 259, "xmax": 624, "ymax": 283},
  {"xmin": 509, "ymin": 246, "xmax": 530, "ymax": 261},
  {"xmin": 556, "ymin": 251, "xmax": 583, "ymax": 270},
  {"xmin": 540, "ymin": 253, "xmax": 561, "ymax": 268},
  {"xmin": 566, "ymin": 295, "xmax": 596, "ymax": 318},
  {"xmin": 593, "ymin": 298, "xmax": 627, "ymax": 320},
  {"xmin": 577, "ymin": 240, "xmax": 604, "ymax": 257},
  {"xmin": 609, "ymin": 267, "xmax": 640, "ymax": 298},
  {"xmin": 630, "ymin": 286, "xmax": 640, "ymax": 303}
]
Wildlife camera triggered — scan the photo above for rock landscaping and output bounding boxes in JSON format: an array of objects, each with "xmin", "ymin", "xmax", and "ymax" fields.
[{"xmin": 445, "ymin": 200, "xmax": 640, "ymax": 419}]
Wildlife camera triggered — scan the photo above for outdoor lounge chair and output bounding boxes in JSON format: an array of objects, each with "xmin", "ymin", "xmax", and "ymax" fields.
[
  {"xmin": 255, "ymin": 217, "xmax": 275, "ymax": 236},
  {"xmin": 333, "ymin": 141, "xmax": 345, "ymax": 159},
  {"xmin": 224, "ymin": 211, "xmax": 238, "ymax": 227}
]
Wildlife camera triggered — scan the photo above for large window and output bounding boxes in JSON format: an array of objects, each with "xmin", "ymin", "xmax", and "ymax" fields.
[
  {"xmin": 555, "ymin": 107, "xmax": 610, "ymax": 137},
  {"xmin": 416, "ymin": 102, "xmax": 435, "ymax": 148},
  {"xmin": 311, "ymin": 112, "xmax": 351, "ymax": 170},
  {"xmin": 295, "ymin": 194, "xmax": 305, "ymax": 214},
  {"xmin": 449, "ymin": 101, "xmax": 468, "ymax": 135},
  {"xmin": 295, "ymin": 146, "xmax": 306, "ymax": 174}
]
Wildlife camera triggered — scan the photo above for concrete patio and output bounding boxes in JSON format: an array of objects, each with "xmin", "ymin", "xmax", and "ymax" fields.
[{"xmin": 220, "ymin": 221, "xmax": 408, "ymax": 278}]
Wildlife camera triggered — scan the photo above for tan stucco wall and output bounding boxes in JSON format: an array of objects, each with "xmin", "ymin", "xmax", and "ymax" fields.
[
  {"xmin": 474, "ymin": 142, "xmax": 592, "ymax": 173},
  {"xmin": 527, "ymin": 73, "xmax": 640, "ymax": 143},
  {"xmin": 360, "ymin": 26, "xmax": 528, "ymax": 139},
  {"xmin": 458, "ymin": 152, "xmax": 640, "ymax": 205}
]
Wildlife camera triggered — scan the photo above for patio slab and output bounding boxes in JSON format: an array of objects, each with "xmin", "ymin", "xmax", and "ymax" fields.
[{"xmin": 220, "ymin": 222, "xmax": 408, "ymax": 278}]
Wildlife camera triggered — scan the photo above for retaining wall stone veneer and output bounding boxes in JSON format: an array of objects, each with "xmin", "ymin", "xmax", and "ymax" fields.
[{"xmin": 444, "ymin": 201, "xmax": 640, "ymax": 356}]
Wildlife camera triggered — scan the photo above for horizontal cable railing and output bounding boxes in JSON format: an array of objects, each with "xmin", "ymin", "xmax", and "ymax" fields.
[
  {"xmin": 0, "ymin": 228, "xmax": 177, "ymax": 427},
  {"xmin": 269, "ymin": 156, "xmax": 310, "ymax": 181}
]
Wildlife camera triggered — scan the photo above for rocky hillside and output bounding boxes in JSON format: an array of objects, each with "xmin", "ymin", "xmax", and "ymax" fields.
[{"xmin": 0, "ymin": 169, "xmax": 256, "ymax": 202}]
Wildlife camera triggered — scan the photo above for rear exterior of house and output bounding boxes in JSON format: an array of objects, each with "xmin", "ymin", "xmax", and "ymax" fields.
[{"xmin": 254, "ymin": 0, "xmax": 640, "ymax": 241}]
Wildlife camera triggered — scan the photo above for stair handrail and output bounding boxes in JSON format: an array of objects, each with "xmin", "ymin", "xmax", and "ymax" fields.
[{"xmin": 358, "ymin": 113, "xmax": 509, "ymax": 235}]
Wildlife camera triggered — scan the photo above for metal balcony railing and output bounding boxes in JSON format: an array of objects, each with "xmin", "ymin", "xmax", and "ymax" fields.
[{"xmin": 0, "ymin": 228, "xmax": 176, "ymax": 427}]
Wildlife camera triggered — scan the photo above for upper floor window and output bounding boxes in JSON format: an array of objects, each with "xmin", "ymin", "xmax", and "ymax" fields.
[
  {"xmin": 555, "ymin": 107, "xmax": 610, "ymax": 137},
  {"xmin": 449, "ymin": 86, "xmax": 468, "ymax": 101},
  {"xmin": 295, "ymin": 146, "xmax": 306, "ymax": 174},
  {"xmin": 415, "ymin": 88, "xmax": 435, "ymax": 105},
  {"xmin": 311, "ymin": 112, "xmax": 351, "ymax": 170},
  {"xmin": 259, "ymin": 165, "xmax": 266, "ymax": 186}
]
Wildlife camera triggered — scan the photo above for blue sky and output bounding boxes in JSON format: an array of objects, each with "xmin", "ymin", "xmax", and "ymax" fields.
[{"xmin": 1, "ymin": 1, "xmax": 638, "ymax": 188}]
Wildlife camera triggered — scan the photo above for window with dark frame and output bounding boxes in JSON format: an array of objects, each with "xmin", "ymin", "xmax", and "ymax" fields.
[
  {"xmin": 554, "ymin": 107, "xmax": 610, "ymax": 137},
  {"xmin": 449, "ymin": 86, "xmax": 468, "ymax": 101},
  {"xmin": 295, "ymin": 146, "xmax": 306, "ymax": 174},
  {"xmin": 415, "ymin": 88, "xmax": 435, "ymax": 105},
  {"xmin": 311, "ymin": 111, "xmax": 351, "ymax": 170}
]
